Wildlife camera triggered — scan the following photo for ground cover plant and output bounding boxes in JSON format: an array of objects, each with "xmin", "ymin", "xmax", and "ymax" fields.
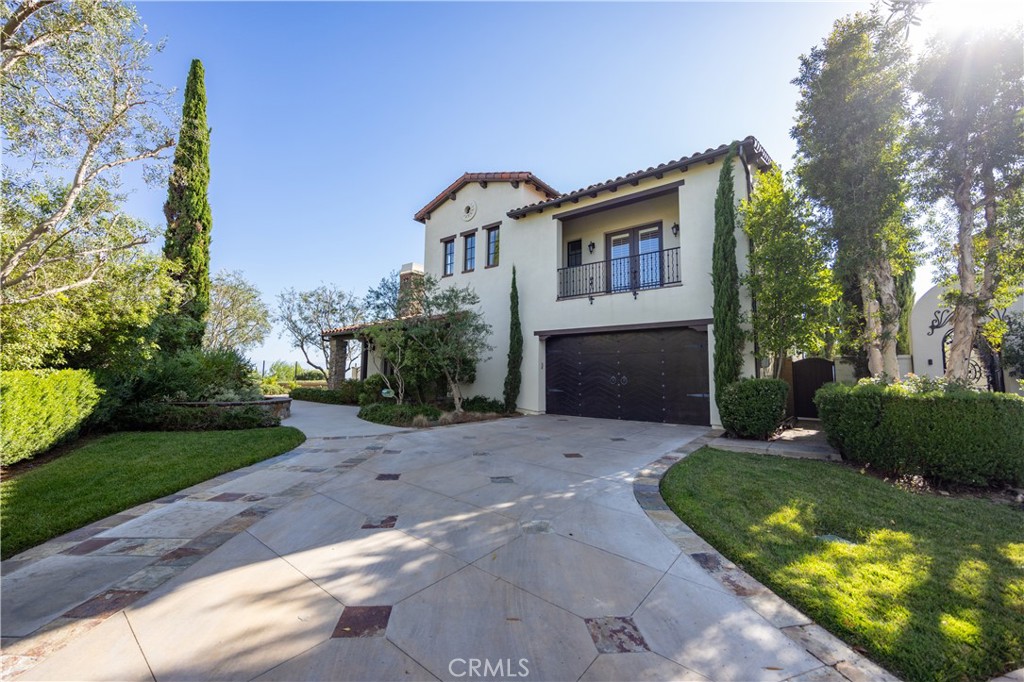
[
  {"xmin": 0, "ymin": 427, "xmax": 305, "ymax": 559},
  {"xmin": 660, "ymin": 448, "xmax": 1024, "ymax": 681}
]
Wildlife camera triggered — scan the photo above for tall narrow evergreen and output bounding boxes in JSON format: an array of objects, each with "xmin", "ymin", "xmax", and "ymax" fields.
[
  {"xmin": 162, "ymin": 59, "xmax": 212, "ymax": 350},
  {"xmin": 503, "ymin": 267, "xmax": 523, "ymax": 413},
  {"xmin": 712, "ymin": 145, "xmax": 742, "ymax": 409}
]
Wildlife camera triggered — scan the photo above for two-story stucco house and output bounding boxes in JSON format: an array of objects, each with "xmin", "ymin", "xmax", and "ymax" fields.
[{"xmin": 328, "ymin": 136, "xmax": 773, "ymax": 426}]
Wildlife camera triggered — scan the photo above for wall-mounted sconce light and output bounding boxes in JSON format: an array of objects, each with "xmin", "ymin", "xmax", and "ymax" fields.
[
  {"xmin": 588, "ymin": 295, "xmax": 595, "ymax": 305},
  {"xmin": 587, "ymin": 241, "xmax": 596, "ymax": 254},
  {"xmin": 671, "ymin": 223, "xmax": 679, "ymax": 236}
]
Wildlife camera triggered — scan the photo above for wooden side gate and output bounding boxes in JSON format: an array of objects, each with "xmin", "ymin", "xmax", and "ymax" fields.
[{"xmin": 791, "ymin": 358, "xmax": 835, "ymax": 419}]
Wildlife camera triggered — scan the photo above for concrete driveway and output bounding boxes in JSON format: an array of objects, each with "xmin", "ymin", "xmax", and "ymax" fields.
[{"xmin": 2, "ymin": 401, "xmax": 831, "ymax": 681}]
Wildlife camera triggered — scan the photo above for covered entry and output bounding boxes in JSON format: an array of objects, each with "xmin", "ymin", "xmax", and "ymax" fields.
[{"xmin": 544, "ymin": 326, "xmax": 710, "ymax": 425}]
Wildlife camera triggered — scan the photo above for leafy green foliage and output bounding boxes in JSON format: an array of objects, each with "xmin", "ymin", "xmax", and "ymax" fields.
[
  {"xmin": 815, "ymin": 382, "xmax": 1024, "ymax": 486},
  {"xmin": 740, "ymin": 166, "xmax": 839, "ymax": 374},
  {"xmin": 358, "ymin": 374, "xmax": 390, "ymax": 406},
  {"xmin": 128, "ymin": 348, "xmax": 262, "ymax": 405},
  {"xmin": 204, "ymin": 270, "xmax": 271, "ymax": 352},
  {"xmin": 118, "ymin": 404, "xmax": 280, "ymax": 431},
  {"xmin": 0, "ymin": 427, "xmax": 305, "ymax": 559},
  {"xmin": 912, "ymin": 25, "xmax": 1024, "ymax": 381},
  {"xmin": 1, "ymin": 1, "xmax": 174, "ymax": 310},
  {"xmin": 160, "ymin": 59, "xmax": 212, "ymax": 351},
  {"xmin": 291, "ymin": 383, "xmax": 362, "ymax": 405},
  {"xmin": 405, "ymin": 277, "xmax": 493, "ymax": 412},
  {"xmin": 357, "ymin": 402, "xmax": 441, "ymax": 426},
  {"xmin": 661, "ymin": 448, "xmax": 1024, "ymax": 681},
  {"xmin": 503, "ymin": 267, "xmax": 523, "ymax": 412},
  {"xmin": 718, "ymin": 378, "xmax": 789, "ymax": 440},
  {"xmin": 275, "ymin": 284, "xmax": 364, "ymax": 379},
  {"xmin": 712, "ymin": 146, "xmax": 743, "ymax": 407},
  {"xmin": 792, "ymin": 11, "xmax": 914, "ymax": 376},
  {"xmin": 0, "ymin": 370, "xmax": 101, "ymax": 465},
  {"xmin": 462, "ymin": 395, "xmax": 506, "ymax": 413}
]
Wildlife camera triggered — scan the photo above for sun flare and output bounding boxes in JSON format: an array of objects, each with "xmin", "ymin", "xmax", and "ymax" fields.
[{"xmin": 923, "ymin": 0, "xmax": 1024, "ymax": 33}]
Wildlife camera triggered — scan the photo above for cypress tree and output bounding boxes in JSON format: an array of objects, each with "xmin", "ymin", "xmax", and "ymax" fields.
[
  {"xmin": 503, "ymin": 266, "xmax": 522, "ymax": 412},
  {"xmin": 161, "ymin": 59, "xmax": 212, "ymax": 350},
  {"xmin": 712, "ymin": 145, "xmax": 742, "ymax": 409}
]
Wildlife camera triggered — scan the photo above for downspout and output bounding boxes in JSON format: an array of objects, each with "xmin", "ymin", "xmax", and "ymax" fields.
[{"xmin": 737, "ymin": 143, "xmax": 761, "ymax": 378}]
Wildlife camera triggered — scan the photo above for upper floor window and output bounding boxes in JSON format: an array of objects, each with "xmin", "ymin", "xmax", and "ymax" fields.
[
  {"xmin": 442, "ymin": 238, "xmax": 455, "ymax": 276},
  {"xmin": 464, "ymin": 233, "xmax": 476, "ymax": 272},
  {"xmin": 486, "ymin": 226, "xmax": 500, "ymax": 267},
  {"xmin": 567, "ymin": 239, "xmax": 583, "ymax": 267}
]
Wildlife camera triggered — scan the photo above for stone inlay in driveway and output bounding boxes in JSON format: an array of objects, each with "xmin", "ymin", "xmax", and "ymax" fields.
[
  {"xmin": 331, "ymin": 606, "xmax": 392, "ymax": 638},
  {"xmin": 490, "ymin": 476, "xmax": 514, "ymax": 483},
  {"xmin": 563, "ymin": 452, "xmax": 583, "ymax": 458},
  {"xmin": 585, "ymin": 616, "xmax": 650, "ymax": 654},
  {"xmin": 63, "ymin": 589, "xmax": 147, "ymax": 619},
  {"xmin": 207, "ymin": 492, "xmax": 247, "ymax": 502},
  {"xmin": 361, "ymin": 515, "xmax": 398, "ymax": 529},
  {"xmin": 375, "ymin": 473, "xmax": 400, "ymax": 481},
  {"xmin": 62, "ymin": 537, "xmax": 118, "ymax": 556}
]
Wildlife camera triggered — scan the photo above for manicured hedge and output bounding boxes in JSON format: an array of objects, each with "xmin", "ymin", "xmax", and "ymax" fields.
[
  {"xmin": 719, "ymin": 378, "xmax": 789, "ymax": 440},
  {"xmin": 461, "ymin": 395, "xmax": 506, "ymax": 413},
  {"xmin": 117, "ymin": 403, "xmax": 280, "ymax": 431},
  {"xmin": 1, "ymin": 370, "xmax": 102, "ymax": 466},
  {"xmin": 358, "ymin": 402, "xmax": 442, "ymax": 427},
  {"xmin": 291, "ymin": 381, "xmax": 361, "ymax": 405},
  {"xmin": 815, "ymin": 382, "xmax": 1024, "ymax": 487}
]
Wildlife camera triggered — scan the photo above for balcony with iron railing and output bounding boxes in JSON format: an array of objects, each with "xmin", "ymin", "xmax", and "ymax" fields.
[{"xmin": 557, "ymin": 247, "xmax": 681, "ymax": 299}]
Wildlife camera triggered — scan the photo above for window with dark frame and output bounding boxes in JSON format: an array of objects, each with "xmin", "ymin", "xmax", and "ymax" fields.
[
  {"xmin": 443, "ymin": 239, "xmax": 455, "ymax": 276},
  {"xmin": 464, "ymin": 233, "xmax": 476, "ymax": 272},
  {"xmin": 486, "ymin": 226, "xmax": 500, "ymax": 267},
  {"xmin": 567, "ymin": 239, "xmax": 583, "ymax": 267}
]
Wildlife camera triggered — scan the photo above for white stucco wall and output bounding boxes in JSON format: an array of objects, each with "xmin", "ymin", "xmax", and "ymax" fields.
[
  {"xmin": 910, "ymin": 284, "xmax": 1024, "ymax": 394},
  {"xmin": 418, "ymin": 155, "xmax": 758, "ymax": 425}
]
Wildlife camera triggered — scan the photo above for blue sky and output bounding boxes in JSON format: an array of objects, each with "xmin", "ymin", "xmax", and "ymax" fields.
[{"xmin": 126, "ymin": 0, "xmax": 900, "ymax": 370}]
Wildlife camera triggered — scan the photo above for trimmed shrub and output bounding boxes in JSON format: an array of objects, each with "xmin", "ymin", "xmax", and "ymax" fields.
[
  {"xmin": 358, "ymin": 403, "xmax": 442, "ymax": 427},
  {"xmin": 719, "ymin": 378, "xmax": 789, "ymax": 440},
  {"xmin": 291, "ymin": 381, "xmax": 360, "ymax": 405},
  {"xmin": 462, "ymin": 395, "xmax": 506, "ymax": 413},
  {"xmin": 133, "ymin": 348, "xmax": 262, "ymax": 403},
  {"xmin": 358, "ymin": 374, "xmax": 389, "ymax": 406},
  {"xmin": 118, "ymin": 403, "xmax": 280, "ymax": 431},
  {"xmin": 261, "ymin": 380, "xmax": 295, "ymax": 395},
  {"xmin": 815, "ymin": 382, "xmax": 1024, "ymax": 487},
  {"xmin": 1, "ymin": 370, "xmax": 102, "ymax": 465}
]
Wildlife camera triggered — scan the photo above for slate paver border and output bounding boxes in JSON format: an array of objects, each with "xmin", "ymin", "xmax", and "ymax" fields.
[
  {"xmin": 0, "ymin": 433, "xmax": 394, "ymax": 680},
  {"xmin": 633, "ymin": 429, "xmax": 902, "ymax": 682}
]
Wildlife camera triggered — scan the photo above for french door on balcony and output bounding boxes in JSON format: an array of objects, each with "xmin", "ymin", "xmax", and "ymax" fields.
[{"xmin": 607, "ymin": 224, "xmax": 662, "ymax": 292}]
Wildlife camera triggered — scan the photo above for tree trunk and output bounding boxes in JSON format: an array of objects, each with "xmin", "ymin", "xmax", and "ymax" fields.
[
  {"xmin": 859, "ymin": 273, "xmax": 884, "ymax": 376},
  {"xmin": 946, "ymin": 175, "xmax": 980, "ymax": 381},
  {"xmin": 874, "ymin": 260, "xmax": 901, "ymax": 378},
  {"xmin": 447, "ymin": 371, "xmax": 463, "ymax": 412}
]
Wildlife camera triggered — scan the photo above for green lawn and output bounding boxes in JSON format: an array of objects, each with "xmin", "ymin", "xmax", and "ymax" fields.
[
  {"xmin": 661, "ymin": 448, "xmax": 1024, "ymax": 682},
  {"xmin": 1, "ymin": 428, "xmax": 305, "ymax": 559}
]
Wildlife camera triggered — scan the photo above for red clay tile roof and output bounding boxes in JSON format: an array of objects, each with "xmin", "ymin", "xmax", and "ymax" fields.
[
  {"xmin": 506, "ymin": 136, "xmax": 773, "ymax": 219},
  {"xmin": 413, "ymin": 172, "xmax": 559, "ymax": 223}
]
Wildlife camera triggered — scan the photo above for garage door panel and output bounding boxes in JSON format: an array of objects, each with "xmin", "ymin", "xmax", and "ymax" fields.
[{"xmin": 544, "ymin": 328, "xmax": 710, "ymax": 425}]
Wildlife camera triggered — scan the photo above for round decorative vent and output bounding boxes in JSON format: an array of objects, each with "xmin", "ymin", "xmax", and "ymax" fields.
[{"xmin": 462, "ymin": 200, "xmax": 477, "ymax": 221}]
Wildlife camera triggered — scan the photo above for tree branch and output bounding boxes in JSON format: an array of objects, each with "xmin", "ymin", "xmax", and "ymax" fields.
[
  {"xmin": 1, "ymin": 259, "xmax": 102, "ymax": 305},
  {"xmin": 1, "ymin": 0, "xmax": 55, "ymax": 53}
]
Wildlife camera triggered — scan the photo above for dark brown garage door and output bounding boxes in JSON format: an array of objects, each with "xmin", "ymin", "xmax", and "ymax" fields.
[{"xmin": 545, "ymin": 328, "xmax": 710, "ymax": 425}]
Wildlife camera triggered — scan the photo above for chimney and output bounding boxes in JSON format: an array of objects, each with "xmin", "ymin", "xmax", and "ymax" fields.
[{"xmin": 398, "ymin": 262, "xmax": 424, "ymax": 316}]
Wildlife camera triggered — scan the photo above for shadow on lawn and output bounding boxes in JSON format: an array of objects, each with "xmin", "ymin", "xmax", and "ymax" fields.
[{"xmin": 752, "ymin": 499, "xmax": 1023, "ymax": 681}]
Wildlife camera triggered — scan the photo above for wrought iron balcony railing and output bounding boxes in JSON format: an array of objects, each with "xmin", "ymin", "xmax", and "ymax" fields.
[{"xmin": 557, "ymin": 247, "xmax": 681, "ymax": 299}]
